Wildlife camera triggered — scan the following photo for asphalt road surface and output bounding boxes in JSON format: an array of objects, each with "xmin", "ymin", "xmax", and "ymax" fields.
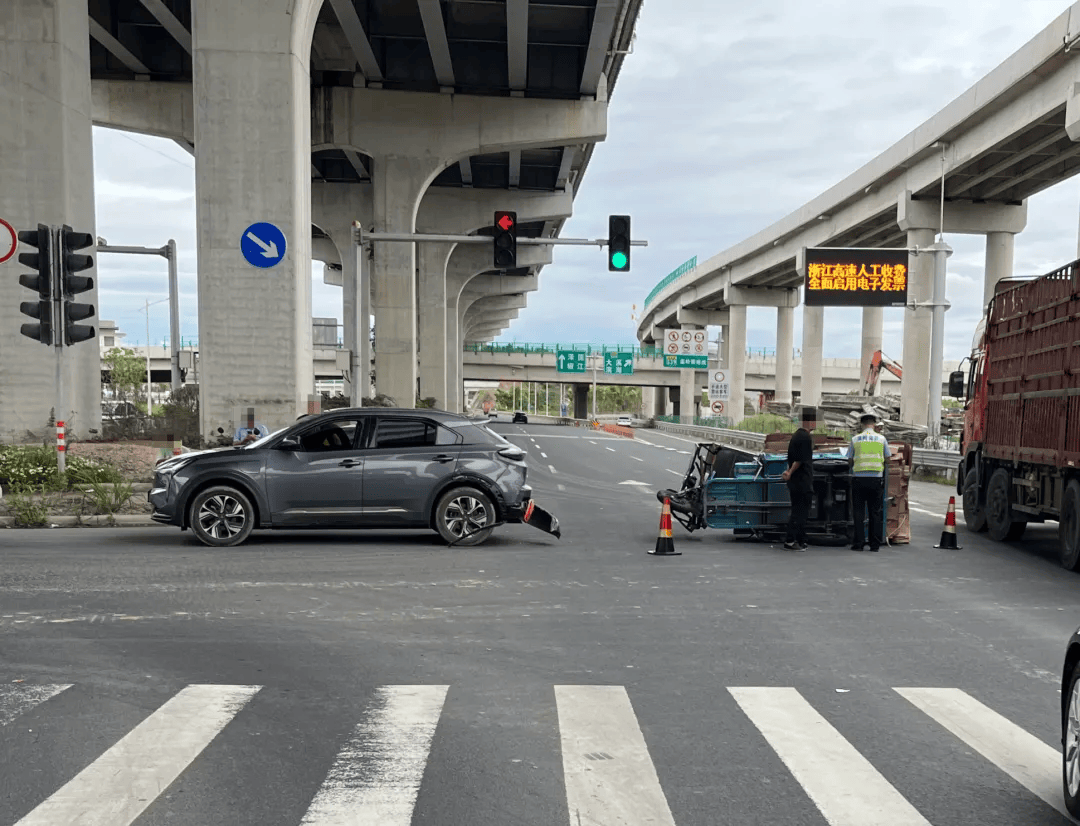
[{"xmin": 1, "ymin": 422, "xmax": 1078, "ymax": 825}]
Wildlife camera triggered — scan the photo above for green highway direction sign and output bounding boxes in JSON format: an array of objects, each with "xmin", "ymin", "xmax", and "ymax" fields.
[
  {"xmin": 556, "ymin": 349, "xmax": 588, "ymax": 373},
  {"xmin": 604, "ymin": 353, "xmax": 634, "ymax": 375},
  {"xmin": 663, "ymin": 354, "xmax": 708, "ymax": 369}
]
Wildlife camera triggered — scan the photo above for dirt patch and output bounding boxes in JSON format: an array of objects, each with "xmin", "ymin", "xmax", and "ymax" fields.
[{"xmin": 68, "ymin": 442, "xmax": 167, "ymax": 483}]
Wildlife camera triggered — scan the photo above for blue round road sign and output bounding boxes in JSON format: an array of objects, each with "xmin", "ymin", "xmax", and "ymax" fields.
[{"xmin": 240, "ymin": 222, "xmax": 287, "ymax": 268}]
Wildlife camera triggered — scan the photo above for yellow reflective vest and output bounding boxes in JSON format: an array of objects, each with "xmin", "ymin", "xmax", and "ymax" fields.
[{"xmin": 850, "ymin": 431, "xmax": 888, "ymax": 476}]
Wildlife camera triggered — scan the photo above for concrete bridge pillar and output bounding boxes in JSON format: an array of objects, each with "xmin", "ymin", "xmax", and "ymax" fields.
[
  {"xmin": 679, "ymin": 325, "xmax": 702, "ymax": 423},
  {"xmin": 726, "ymin": 306, "xmax": 747, "ymax": 425},
  {"xmin": 573, "ymin": 384, "xmax": 589, "ymax": 419},
  {"xmin": 192, "ymin": 0, "xmax": 321, "ymax": 436},
  {"xmin": 1, "ymin": 0, "xmax": 101, "ymax": 440},
  {"xmin": 801, "ymin": 306, "xmax": 824, "ymax": 409},
  {"xmin": 984, "ymin": 231, "xmax": 1016, "ymax": 309},
  {"xmin": 417, "ymin": 242, "xmax": 455, "ymax": 407},
  {"xmin": 900, "ymin": 227, "xmax": 936, "ymax": 425},
  {"xmin": 775, "ymin": 306, "xmax": 795, "ymax": 407},
  {"xmin": 642, "ymin": 386, "xmax": 656, "ymax": 419}
]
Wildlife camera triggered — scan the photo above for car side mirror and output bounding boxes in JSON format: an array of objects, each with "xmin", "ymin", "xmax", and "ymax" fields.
[
  {"xmin": 948, "ymin": 370, "xmax": 965, "ymax": 399},
  {"xmin": 277, "ymin": 435, "xmax": 301, "ymax": 451}
]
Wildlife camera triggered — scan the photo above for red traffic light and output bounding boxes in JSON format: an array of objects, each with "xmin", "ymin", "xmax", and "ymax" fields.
[{"xmin": 497, "ymin": 214, "xmax": 515, "ymax": 231}]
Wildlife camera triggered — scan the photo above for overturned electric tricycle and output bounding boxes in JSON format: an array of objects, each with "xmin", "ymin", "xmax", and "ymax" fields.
[{"xmin": 655, "ymin": 437, "xmax": 912, "ymax": 546}]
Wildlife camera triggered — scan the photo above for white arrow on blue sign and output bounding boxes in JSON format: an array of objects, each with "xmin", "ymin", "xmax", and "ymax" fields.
[{"xmin": 240, "ymin": 222, "xmax": 287, "ymax": 268}]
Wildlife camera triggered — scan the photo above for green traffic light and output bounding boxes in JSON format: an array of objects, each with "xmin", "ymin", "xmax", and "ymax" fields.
[{"xmin": 611, "ymin": 251, "xmax": 628, "ymax": 269}]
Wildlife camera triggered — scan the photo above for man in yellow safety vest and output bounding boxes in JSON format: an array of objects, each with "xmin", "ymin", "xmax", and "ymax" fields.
[{"xmin": 846, "ymin": 412, "xmax": 892, "ymax": 552}]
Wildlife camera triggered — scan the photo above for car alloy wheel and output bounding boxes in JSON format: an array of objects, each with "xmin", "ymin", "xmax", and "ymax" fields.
[
  {"xmin": 1066, "ymin": 662, "xmax": 1080, "ymax": 814},
  {"xmin": 189, "ymin": 485, "xmax": 255, "ymax": 547},
  {"xmin": 435, "ymin": 486, "xmax": 495, "ymax": 546}
]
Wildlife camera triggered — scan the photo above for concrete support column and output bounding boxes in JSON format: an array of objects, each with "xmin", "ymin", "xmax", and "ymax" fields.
[
  {"xmin": 417, "ymin": 242, "xmax": 455, "ymax": 407},
  {"xmin": 860, "ymin": 306, "xmax": 883, "ymax": 396},
  {"xmin": 1, "ymin": 0, "xmax": 100, "ymax": 440},
  {"xmin": 193, "ymin": 0, "xmax": 314, "ymax": 436},
  {"xmin": 984, "ymin": 231, "xmax": 1015, "ymax": 309},
  {"xmin": 641, "ymin": 386, "xmax": 656, "ymax": 419},
  {"xmin": 900, "ymin": 227, "xmax": 936, "ymax": 425},
  {"xmin": 727, "ymin": 305, "xmax": 747, "ymax": 425},
  {"xmin": 775, "ymin": 306, "xmax": 794, "ymax": 407},
  {"xmin": 801, "ymin": 306, "xmax": 824, "ymax": 409},
  {"xmin": 720, "ymin": 324, "xmax": 730, "ymax": 369},
  {"xmin": 446, "ymin": 302, "xmax": 463, "ymax": 412},
  {"xmin": 665, "ymin": 387, "xmax": 676, "ymax": 417},
  {"xmin": 573, "ymin": 384, "xmax": 589, "ymax": 419}
]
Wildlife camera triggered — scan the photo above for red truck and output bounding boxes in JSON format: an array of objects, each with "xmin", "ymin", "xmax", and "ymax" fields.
[{"xmin": 953, "ymin": 260, "xmax": 1080, "ymax": 570}]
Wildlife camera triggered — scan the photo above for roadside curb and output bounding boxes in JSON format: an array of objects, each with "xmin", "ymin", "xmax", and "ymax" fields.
[{"xmin": 0, "ymin": 514, "xmax": 161, "ymax": 528}]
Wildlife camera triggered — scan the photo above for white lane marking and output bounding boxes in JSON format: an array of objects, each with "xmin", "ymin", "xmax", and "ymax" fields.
[
  {"xmin": 15, "ymin": 684, "xmax": 260, "ymax": 826},
  {"xmin": 301, "ymin": 685, "xmax": 448, "ymax": 826},
  {"xmin": 666, "ymin": 469, "xmax": 682, "ymax": 476},
  {"xmin": 631, "ymin": 456, "xmax": 644, "ymax": 462},
  {"xmin": 549, "ymin": 465, "xmax": 558, "ymax": 474},
  {"xmin": 896, "ymin": 687, "xmax": 1067, "ymax": 817},
  {"xmin": 606, "ymin": 447, "xmax": 617, "ymax": 452},
  {"xmin": 677, "ymin": 451, "xmax": 691, "ymax": 455},
  {"xmin": 556, "ymin": 686, "xmax": 677, "ymax": 826},
  {"xmin": 909, "ymin": 506, "xmax": 940, "ymax": 517},
  {"xmin": 588, "ymin": 440, "xmax": 598, "ymax": 445},
  {"xmin": 730, "ymin": 687, "xmax": 931, "ymax": 826},
  {"xmin": 541, "ymin": 453, "xmax": 548, "ymax": 459},
  {"xmin": 557, "ymin": 484, "xmax": 566, "ymax": 491},
  {"xmin": 636, "ymin": 440, "xmax": 655, "ymax": 447},
  {"xmin": 0, "ymin": 684, "xmax": 71, "ymax": 727},
  {"xmin": 619, "ymin": 480, "xmax": 651, "ymax": 486}
]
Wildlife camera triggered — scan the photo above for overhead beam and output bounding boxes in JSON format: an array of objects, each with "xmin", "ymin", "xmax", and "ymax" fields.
[
  {"xmin": 342, "ymin": 148, "xmax": 370, "ymax": 180},
  {"xmin": 459, "ymin": 156, "xmax": 473, "ymax": 186},
  {"xmin": 555, "ymin": 145, "xmax": 576, "ymax": 190},
  {"xmin": 506, "ymin": 0, "xmax": 529, "ymax": 94},
  {"xmin": 981, "ymin": 140, "xmax": 1080, "ymax": 198},
  {"xmin": 580, "ymin": 0, "xmax": 618, "ymax": 96},
  {"xmin": 508, "ymin": 149, "xmax": 521, "ymax": 188},
  {"xmin": 949, "ymin": 129, "xmax": 1064, "ymax": 196},
  {"xmin": 417, "ymin": 0, "xmax": 456, "ymax": 90},
  {"xmin": 88, "ymin": 17, "xmax": 151, "ymax": 75},
  {"xmin": 328, "ymin": 0, "xmax": 384, "ymax": 84},
  {"xmin": 136, "ymin": 0, "xmax": 192, "ymax": 54}
]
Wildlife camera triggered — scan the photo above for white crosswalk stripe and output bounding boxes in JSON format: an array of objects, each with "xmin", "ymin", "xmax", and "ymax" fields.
[
  {"xmin": 14, "ymin": 683, "xmax": 260, "ymax": 826},
  {"xmin": 556, "ymin": 685, "xmax": 677, "ymax": 826},
  {"xmin": 0, "ymin": 683, "xmax": 71, "ymax": 727},
  {"xmin": 896, "ymin": 687, "xmax": 1069, "ymax": 818},
  {"xmin": 2, "ymin": 681, "xmax": 1073, "ymax": 825},
  {"xmin": 300, "ymin": 685, "xmax": 448, "ymax": 826},
  {"xmin": 730, "ymin": 686, "xmax": 932, "ymax": 825}
]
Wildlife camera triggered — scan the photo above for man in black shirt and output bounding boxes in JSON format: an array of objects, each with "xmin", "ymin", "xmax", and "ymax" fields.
[{"xmin": 781, "ymin": 406, "xmax": 817, "ymax": 551}]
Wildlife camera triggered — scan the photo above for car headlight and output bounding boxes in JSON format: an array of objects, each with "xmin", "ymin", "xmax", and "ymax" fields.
[{"xmin": 156, "ymin": 456, "xmax": 195, "ymax": 475}]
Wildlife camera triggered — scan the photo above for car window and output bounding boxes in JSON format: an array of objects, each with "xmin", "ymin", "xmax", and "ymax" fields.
[
  {"xmin": 371, "ymin": 418, "xmax": 457, "ymax": 449},
  {"xmin": 297, "ymin": 419, "xmax": 361, "ymax": 452}
]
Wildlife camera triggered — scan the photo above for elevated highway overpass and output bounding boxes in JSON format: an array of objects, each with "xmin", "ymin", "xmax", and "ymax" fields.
[
  {"xmin": 638, "ymin": 1, "xmax": 1080, "ymax": 427},
  {"xmin": 3, "ymin": 0, "xmax": 643, "ymax": 443}
]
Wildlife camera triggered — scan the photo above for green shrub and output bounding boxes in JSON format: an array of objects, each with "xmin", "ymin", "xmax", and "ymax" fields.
[
  {"xmin": 4, "ymin": 484, "xmax": 51, "ymax": 527},
  {"xmin": 0, "ymin": 445, "xmax": 120, "ymax": 491},
  {"xmin": 84, "ymin": 479, "xmax": 135, "ymax": 516}
]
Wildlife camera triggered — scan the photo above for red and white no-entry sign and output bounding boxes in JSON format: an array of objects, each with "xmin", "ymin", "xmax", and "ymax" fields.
[
  {"xmin": 0, "ymin": 219, "xmax": 17, "ymax": 265},
  {"xmin": 711, "ymin": 400, "xmax": 725, "ymax": 415}
]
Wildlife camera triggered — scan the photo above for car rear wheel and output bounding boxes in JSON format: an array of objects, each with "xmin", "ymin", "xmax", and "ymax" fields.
[
  {"xmin": 189, "ymin": 486, "xmax": 255, "ymax": 547},
  {"xmin": 435, "ymin": 486, "xmax": 495, "ymax": 546},
  {"xmin": 1064, "ymin": 657, "xmax": 1080, "ymax": 816}
]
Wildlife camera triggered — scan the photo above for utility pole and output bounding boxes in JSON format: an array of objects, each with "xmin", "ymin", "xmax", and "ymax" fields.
[{"xmin": 926, "ymin": 238, "xmax": 953, "ymax": 447}]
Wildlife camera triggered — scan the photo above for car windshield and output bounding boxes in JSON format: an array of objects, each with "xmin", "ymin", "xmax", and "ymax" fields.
[{"xmin": 242, "ymin": 426, "xmax": 289, "ymax": 448}]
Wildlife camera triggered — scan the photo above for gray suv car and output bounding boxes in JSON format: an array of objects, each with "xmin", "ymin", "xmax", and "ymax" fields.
[{"xmin": 149, "ymin": 409, "xmax": 531, "ymax": 547}]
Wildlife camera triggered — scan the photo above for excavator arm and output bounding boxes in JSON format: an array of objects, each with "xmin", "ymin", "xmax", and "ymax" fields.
[{"xmin": 864, "ymin": 350, "xmax": 902, "ymax": 393}]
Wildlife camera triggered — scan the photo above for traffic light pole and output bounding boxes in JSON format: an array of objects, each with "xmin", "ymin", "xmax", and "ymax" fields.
[
  {"xmin": 50, "ymin": 227, "xmax": 65, "ymax": 475},
  {"xmin": 356, "ymin": 229, "xmax": 648, "ymax": 248},
  {"xmin": 96, "ymin": 241, "xmax": 182, "ymax": 392}
]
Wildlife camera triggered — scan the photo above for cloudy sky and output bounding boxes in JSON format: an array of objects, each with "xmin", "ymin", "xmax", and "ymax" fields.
[{"xmin": 93, "ymin": 0, "xmax": 1080, "ymax": 363}]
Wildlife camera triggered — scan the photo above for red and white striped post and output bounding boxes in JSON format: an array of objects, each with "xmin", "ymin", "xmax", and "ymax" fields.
[{"xmin": 56, "ymin": 420, "xmax": 65, "ymax": 474}]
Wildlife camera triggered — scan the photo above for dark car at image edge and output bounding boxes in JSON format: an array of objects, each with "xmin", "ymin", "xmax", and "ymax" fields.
[{"xmin": 149, "ymin": 408, "xmax": 532, "ymax": 547}]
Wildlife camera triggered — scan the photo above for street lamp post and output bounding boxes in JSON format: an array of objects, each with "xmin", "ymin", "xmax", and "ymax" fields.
[{"xmin": 139, "ymin": 297, "xmax": 169, "ymax": 416}]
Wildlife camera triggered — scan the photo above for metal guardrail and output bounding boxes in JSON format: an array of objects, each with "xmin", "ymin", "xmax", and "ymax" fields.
[
  {"xmin": 464, "ymin": 343, "xmax": 664, "ymax": 358},
  {"xmin": 650, "ymin": 421, "xmax": 960, "ymax": 476}
]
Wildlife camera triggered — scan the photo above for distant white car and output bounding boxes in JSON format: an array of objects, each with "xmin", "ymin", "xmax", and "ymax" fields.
[{"xmin": 616, "ymin": 416, "xmax": 633, "ymax": 427}]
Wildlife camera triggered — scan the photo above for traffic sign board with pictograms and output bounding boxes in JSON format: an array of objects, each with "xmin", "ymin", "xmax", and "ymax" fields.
[
  {"xmin": 709, "ymin": 369, "xmax": 729, "ymax": 400},
  {"xmin": 710, "ymin": 400, "xmax": 725, "ymax": 415},
  {"xmin": 556, "ymin": 349, "xmax": 587, "ymax": 373},
  {"xmin": 603, "ymin": 353, "xmax": 634, "ymax": 375}
]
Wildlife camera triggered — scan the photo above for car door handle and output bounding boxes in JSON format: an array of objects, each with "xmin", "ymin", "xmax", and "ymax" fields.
[
  {"xmin": 338, "ymin": 459, "xmax": 362, "ymax": 468},
  {"xmin": 432, "ymin": 455, "xmax": 455, "ymax": 463}
]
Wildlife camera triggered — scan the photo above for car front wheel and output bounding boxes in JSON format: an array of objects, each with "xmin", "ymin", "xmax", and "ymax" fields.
[
  {"xmin": 1064, "ymin": 657, "xmax": 1080, "ymax": 816},
  {"xmin": 189, "ymin": 485, "xmax": 255, "ymax": 547},
  {"xmin": 435, "ymin": 486, "xmax": 496, "ymax": 546}
]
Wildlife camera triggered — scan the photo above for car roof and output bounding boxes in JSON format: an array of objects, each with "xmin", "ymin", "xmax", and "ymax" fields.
[{"xmin": 308, "ymin": 407, "xmax": 471, "ymax": 421}]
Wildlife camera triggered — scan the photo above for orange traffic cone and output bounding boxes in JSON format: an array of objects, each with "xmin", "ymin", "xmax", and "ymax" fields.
[
  {"xmin": 934, "ymin": 496, "xmax": 963, "ymax": 550},
  {"xmin": 649, "ymin": 498, "xmax": 681, "ymax": 556}
]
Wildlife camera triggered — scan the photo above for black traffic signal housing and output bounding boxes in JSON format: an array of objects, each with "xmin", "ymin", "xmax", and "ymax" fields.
[
  {"xmin": 59, "ymin": 225, "xmax": 96, "ymax": 345},
  {"xmin": 17, "ymin": 224, "xmax": 54, "ymax": 345},
  {"xmin": 608, "ymin": 215, "xmax": 631, "ymax": 272},
  {"xmin": 493, "ymin": 211, "xmax": 517, "ymax": 269}
]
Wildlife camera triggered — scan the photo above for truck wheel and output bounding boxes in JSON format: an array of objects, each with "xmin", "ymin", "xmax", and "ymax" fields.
[
  {"xmin": 1060, "ymin": 480, "xmax": 1080, "ymax": 571},
  {"xmin": 962, "ymin": 469, "xmax": 987, "ymax": 533},
  {"xmin": 985, "ymin": 468, "xmax": 1026, "ymax": 541}
]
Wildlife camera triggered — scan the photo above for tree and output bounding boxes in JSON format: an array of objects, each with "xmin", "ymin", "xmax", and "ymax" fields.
[{"xmin": 102, "ymin": 347, "xmax": 147, "ymax": 406}]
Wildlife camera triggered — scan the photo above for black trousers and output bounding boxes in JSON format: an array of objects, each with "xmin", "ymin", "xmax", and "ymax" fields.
[
  {"xmin": 785, "ymin": 487, "xmax": 813, "ymax": 544},
  {"xmin": 852, "ymin": 477, "xmax": 885, "ymax": 549}
]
